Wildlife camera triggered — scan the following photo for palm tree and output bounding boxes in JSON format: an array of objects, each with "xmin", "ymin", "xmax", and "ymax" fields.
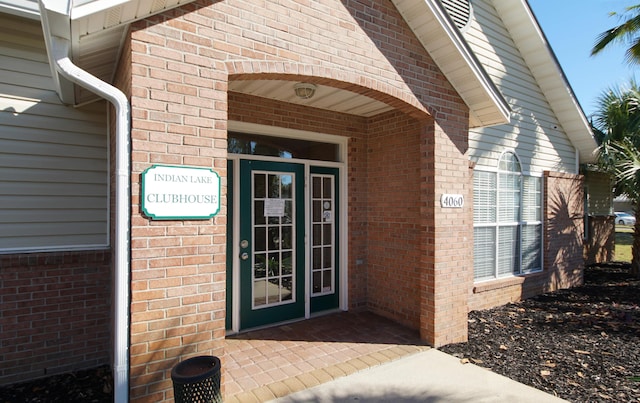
[
  {"xmin": 592, "ymin": 81, "xmax": 640, "ymax": 275},
  {"xmin": 591, "ymin": 4, "xmax": 640, "ymax": 65}
]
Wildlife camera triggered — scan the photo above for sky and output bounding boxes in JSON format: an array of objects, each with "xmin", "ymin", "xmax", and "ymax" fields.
[{"xmin": 527, "ymin": 0, "xmax": 639, "ymax": 119}]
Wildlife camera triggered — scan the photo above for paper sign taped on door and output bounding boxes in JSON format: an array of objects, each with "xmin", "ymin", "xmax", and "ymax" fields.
[{"xmin": 264, "ymin": 199, "xmax": 285, "ymax": 217}]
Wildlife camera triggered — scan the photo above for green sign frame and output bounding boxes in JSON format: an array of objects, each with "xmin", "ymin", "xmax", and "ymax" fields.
[{"xmin": 141, "ymin": 164, "xmax": 221, "ymax": 220}]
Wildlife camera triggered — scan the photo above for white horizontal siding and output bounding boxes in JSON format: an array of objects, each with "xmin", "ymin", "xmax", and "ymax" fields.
[
  {"xmin": 464, "ymin": 0, "xmax": 576, "ymax": 174},
  {"xmin": 0, "ymin": 13, "xmax": 109, "ymax": 253}
]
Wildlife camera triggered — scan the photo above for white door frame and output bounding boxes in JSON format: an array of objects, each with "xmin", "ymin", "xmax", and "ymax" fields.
[{"xmin": 227, "ymin": 121, "xmax": 349, "ymax": 334}]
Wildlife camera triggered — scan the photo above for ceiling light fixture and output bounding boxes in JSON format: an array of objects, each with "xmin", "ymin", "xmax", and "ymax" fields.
[{"xmin": 294, "ymin": 83, "xmax": 317, "ymax": 99}]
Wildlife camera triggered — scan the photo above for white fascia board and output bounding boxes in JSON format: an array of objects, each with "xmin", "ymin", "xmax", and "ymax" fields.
[
  {"xmin": 0, "ymin": 0, "xmax": 40, "ymax": 20},
  {"xmin": 393, "ymin": 0, "xmax": 511, "ymax": 128}
]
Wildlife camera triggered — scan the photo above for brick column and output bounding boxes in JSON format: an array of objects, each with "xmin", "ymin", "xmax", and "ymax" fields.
[
  {"xmin": 419, "ymin": 116, "xmax": 473, "ymax": 347},
  {"xmin": 543, "ymin": 171, "xmax": 585, "ymax": 290},
  {"xmin": 125, "ymin": 25, "xmax": 228, "ymax": 402}
]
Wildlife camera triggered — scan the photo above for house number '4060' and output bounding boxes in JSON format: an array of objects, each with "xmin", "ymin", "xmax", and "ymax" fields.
[{"xmin": 440, "ymin": 194, "xmax": 464, "ymax": 208}]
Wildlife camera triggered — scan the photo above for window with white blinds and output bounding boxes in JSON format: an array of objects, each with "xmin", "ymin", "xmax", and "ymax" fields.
[{"xmin": 473, "ymin": 152, "xmax": 542, "ymax": 281}]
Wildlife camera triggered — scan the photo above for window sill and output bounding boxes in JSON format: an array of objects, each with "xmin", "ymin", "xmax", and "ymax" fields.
[{"xmin": 473, "ymin": 271, "xmax": 544, "ymax": 294}]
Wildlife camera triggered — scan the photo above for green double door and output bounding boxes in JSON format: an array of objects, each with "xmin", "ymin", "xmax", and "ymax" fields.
[{"xmin": 229, "ymin": 159, "xmax": 340, "ymax": 330}]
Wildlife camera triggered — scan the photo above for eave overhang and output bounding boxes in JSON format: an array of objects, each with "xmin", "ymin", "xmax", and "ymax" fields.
[
  {"xmin": 31, "ymin": 0, "xmax": 510, "ymax": 128},
  {"xmin": 36, "ymin": 0, "xmax": 196, "ymax": 105},
  {"xmin": 392, "ymin": 0, "xmax": 511, "ymax": 128}
]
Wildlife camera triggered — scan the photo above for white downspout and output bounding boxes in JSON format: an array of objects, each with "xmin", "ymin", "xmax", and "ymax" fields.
[{"xmin": 49, "ymin": 36, "xmax": 131, "ymax": 403}]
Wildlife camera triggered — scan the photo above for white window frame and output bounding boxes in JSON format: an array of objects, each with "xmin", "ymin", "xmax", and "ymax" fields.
[{"xmin": 473, "ymin": 151, "xmax": 543, "ymax": 282}]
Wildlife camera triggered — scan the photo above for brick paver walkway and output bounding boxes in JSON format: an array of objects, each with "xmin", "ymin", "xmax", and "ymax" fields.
[{"xmin": 223, "ymin": 311, "xmax": 429, "ymax": 402}]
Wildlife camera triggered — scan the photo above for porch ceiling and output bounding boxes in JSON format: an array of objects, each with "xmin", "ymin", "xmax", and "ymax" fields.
[{"xmin": 228, "ymin": 80, "xmax": 394, "ymax": 117}]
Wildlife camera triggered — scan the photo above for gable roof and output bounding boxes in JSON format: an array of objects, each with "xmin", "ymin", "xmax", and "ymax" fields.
[
  {"xmin": 491, "ymin": 0, "xmax": 597, "ymax": 163},
  {"xmin": 29, "ymin": 0, "xmax": 511, "ymax": 128}
]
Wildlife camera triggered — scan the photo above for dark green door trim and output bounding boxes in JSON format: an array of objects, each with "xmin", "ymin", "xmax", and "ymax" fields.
[
  {"xmin": 239, "ymin": 160, "xmax": 305, "ymax": 329},
  {"xmin": 309, "ymin": 166, "xmax": 340, "ymax": 313},
  {"xmin": 225, "ymin": 160, "xmax": 234, "ymax": 330}
]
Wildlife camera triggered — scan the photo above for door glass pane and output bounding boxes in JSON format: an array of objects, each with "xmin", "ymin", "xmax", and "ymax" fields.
[
  {"xmin": 311, "ymin": 174, "xmax": 335, "ymax": 296},
  {"xmin": 268, "ymin": 174, "xmax": 280, "ymax": 198},
  {"xmin": 323, "ymin": 247, "xmax": 332, "ymax": 268},
  {"xmin": 254, "ymin": 174, "xmax": 265, "ymax": 198},
  {"xmin": 282, "ymin": 251, "xmax": 292, "ymax": 275},
  {"xmin": 281, "ymin": 276, "xmax": 293, "ymax": 300},
  {"xmin": 313, "ymin": 224, "xmax": 321, "ymax": 246},
  {"xmin": 323, "ymin": 177, "xmax": 332, "ymax": 198},
  {"xmin": 253, "ymin": 279, "xmax": 267, "ymax": 305},
  {"xmin": 312, "ymin": 271, "xmax": 321, "ymax": 293},
  {"xmin": 281, "ymin": 226, "xmax": 292, "ymax": 249},
  {"xmin": 313, "ymin": 248, "xmax": 321, "ymax": 269},
  {"xmin": 281, "ymin": 175, "xmax": 292, "ymax": 198},
  {"xmin": 268, "ymin": 227, "xmax": 280, "ymax": 250},
  {"xmin": 252, "ymin": 170, "xmax": 296, "ymax": 308},
  {"xmin": 313, "ymin": 201, "xmax": 322, "ymax": 222},
  {"xmin": 254, "ymin": 227, "xmax": 266, "ymax": 252},
  {"xmin": 254, "ymin": 200, "xmax": 265, "ymax": 225},
  {"xmin": 254, "ymin": 253, "xmax": 267, "ymax": 279},
  {"xmin": 313, "ymin": 176, "xmax": 322, "ymax": 198}
]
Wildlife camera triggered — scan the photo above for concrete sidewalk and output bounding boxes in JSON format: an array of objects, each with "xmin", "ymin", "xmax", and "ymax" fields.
[{"xmin": 269, "ymin": 349, "xmax": 567, "ymax": 403}]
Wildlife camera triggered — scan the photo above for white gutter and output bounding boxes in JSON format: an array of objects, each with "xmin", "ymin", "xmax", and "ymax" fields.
[
  {"xmin": 38, "ymin": 2, "xmax": 131, "ymax": 401},
  {"xmin": 55, "ymin": 39, "xmax": 131, "ymax": 403}
]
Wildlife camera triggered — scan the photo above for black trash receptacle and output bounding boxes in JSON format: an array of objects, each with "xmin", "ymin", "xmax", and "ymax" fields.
[{"xmin": 171, "ymin": 355, "xmax": 222, "ymax": 403}]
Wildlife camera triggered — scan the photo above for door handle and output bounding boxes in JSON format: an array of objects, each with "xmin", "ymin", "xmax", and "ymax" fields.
[{"xmin": 240, "ymin": 252, "xmax": 249, "ymax": 261}]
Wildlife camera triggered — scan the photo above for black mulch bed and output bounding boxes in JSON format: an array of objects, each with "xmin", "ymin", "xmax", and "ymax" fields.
[
  {"xmin": 1, "ymin": 264, "xmax": 638, "ymax": 402},
  {"xmin": 441, "ymin": 263, "xmax": 640, "ymax": 402},
  {"xmin": 0, "ymin": 365, "xmax": 113, "ymax": 403}
]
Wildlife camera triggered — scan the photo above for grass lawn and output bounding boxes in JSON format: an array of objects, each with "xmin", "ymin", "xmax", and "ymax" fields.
[{"xmin": 615, "ymin": 225, "xmax": 634, "ymax": 262}]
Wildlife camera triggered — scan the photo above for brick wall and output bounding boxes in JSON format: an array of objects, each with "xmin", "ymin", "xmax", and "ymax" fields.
[
  {"xmin": 0, "ymin": 251, "xmax": 111, "ymax": 385},
  {"xmin": 365, "ymin": 111, "xmax": 423, "ymax": 327},
  {"xmin": 123, "ymin": 0, "xmax": 471, "ymax": 399}
]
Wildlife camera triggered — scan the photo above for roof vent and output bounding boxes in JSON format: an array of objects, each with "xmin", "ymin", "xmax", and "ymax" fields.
[{"xmin": 441, "ymin": 0, "xmax": 472, "ymax": 30}]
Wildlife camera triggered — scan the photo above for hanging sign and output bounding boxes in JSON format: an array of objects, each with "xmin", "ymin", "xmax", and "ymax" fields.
[
  {"xmin": 440, "ymin": 194, "xmax": 464, "ymax": 208},
  {"xmin": 141, "ymin": 165, "xmax": 220, "ymax": 220}
]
